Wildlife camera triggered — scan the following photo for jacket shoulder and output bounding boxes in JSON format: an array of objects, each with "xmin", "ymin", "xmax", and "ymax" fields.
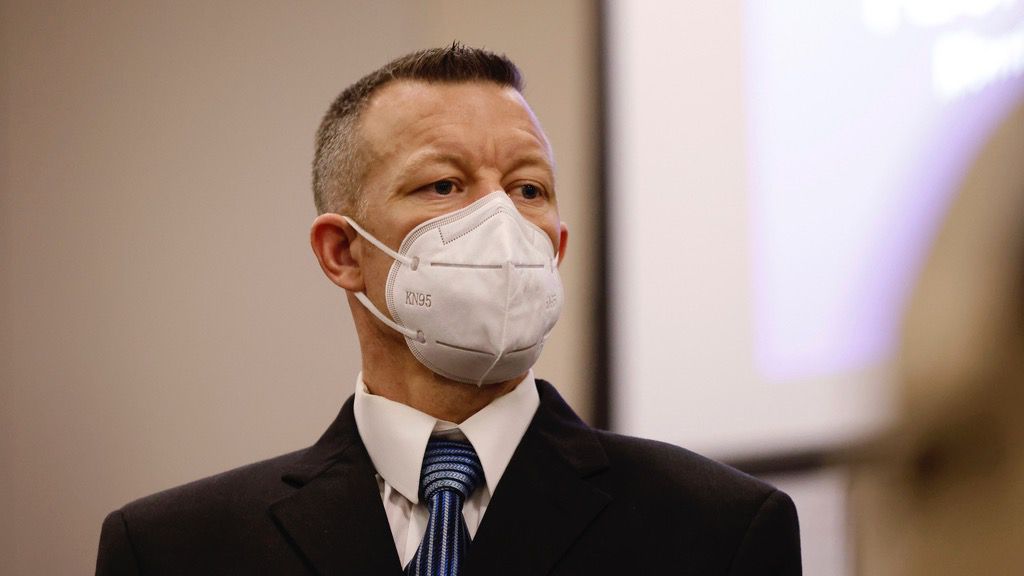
[
  {"xmin": 117, "ymin": 448, "xmax": 307, "ymax": 522},
  {"xmin": 106, "ymin": 447, "xmax": 310, "ymax": 561},
  {"xmin": 97, "ymin": 449, "xmax": 313, "ymax": 574},
  {"xmin": 588, "ymin": 431, "xmax": 801, "ymax": 573},
  {"xmin": 591, "ymin": 430, "xmax": 791, "ymax": 531},
  {"xmin": 594, "ymin": 430, "xmax": 776, "ymax": 501}
]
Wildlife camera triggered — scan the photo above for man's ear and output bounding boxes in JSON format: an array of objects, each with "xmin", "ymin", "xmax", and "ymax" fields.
[
  {"xmin": 557, "ymin": 221, "xmax": 569, "ymax": 266},
  {"xmin": 310, "ymin": 213, "xmax": 364, "ymax": 291}
]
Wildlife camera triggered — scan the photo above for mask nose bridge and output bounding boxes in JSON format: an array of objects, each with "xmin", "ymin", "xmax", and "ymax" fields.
[{"xmin": 435, "ymin": 192, "xmax": 516, "ymax": 245}]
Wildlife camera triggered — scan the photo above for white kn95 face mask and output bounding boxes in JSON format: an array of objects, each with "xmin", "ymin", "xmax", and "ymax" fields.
[{"xmin": 342, "ymin": 191, "xmax": 564, "ymax": 386}]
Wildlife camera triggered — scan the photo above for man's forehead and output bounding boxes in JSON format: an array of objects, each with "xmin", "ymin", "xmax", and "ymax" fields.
[
  {"xmin": 365, "ymin": 79, "xmax": 528, "ymax": 114},
  {"xmin": 358, "ymin": 80, "xmax": 550, "ymax": 150}
]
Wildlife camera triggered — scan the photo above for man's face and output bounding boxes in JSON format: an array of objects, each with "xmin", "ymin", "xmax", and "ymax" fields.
[{"xmin": 352, "ymin": 79, "xmax": 566, "ymax": 305}]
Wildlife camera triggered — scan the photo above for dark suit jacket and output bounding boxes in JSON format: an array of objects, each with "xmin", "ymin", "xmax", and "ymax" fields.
[{"xmin": 97, "ymin": 380, "xmax": 801, "ymax": 575}]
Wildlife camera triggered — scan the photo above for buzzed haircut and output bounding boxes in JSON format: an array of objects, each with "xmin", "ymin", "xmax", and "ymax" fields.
[{"xmin": 312, "ymin": 43, "xmax": 524, "ymax": 216}]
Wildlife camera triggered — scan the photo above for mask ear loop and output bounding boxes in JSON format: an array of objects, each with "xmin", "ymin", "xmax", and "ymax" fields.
[
  {"xmin": 340, "ymin": 216, "xmax": 419, "ymax": 269},
  {"xmin": 340, "ymin": 216, "xmax": 425, "ymax": 343},
  {"xmin": 352, "ymin": 291, "xmax": 425, "ymax": 343}
]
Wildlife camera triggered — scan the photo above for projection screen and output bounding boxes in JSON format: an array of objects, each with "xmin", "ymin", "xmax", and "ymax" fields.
[{"xmin": 606, "ymin": 0, "xmax": 1024, "ymax": 459}]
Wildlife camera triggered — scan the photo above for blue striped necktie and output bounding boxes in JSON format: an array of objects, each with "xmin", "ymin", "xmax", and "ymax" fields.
[{"xmin": 405, "ymin": 439, "xmax": 484, "ymax": 576}]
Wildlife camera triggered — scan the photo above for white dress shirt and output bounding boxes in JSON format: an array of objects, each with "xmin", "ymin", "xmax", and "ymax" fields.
[{"xmin": 352, "ymin": 370, "xmax": 540, "ymax": 568}]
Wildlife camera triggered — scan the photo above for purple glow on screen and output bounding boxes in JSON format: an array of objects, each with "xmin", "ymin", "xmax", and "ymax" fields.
[{"xmin": 744, "ymin": 0, "xmax": 1024, "ymax": 382}]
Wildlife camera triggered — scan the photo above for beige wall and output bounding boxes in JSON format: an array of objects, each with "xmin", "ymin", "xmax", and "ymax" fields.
[{"xmin": 0, "ymin": 1, "xmax": 598, "ymax": 573}]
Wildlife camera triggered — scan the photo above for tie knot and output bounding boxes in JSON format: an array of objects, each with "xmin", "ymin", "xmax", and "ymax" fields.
[{"xmin": 418, "ymin": 439, "xmax": 484, "ymax": 502}]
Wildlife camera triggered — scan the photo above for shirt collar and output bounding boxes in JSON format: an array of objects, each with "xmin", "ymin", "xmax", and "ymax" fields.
[{"xmin": 353, "ymin": 370, "xmax": 540, "ymax": 504}]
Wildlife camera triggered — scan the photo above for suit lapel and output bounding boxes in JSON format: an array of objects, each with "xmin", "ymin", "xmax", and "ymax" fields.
[
  {"xmin": 466, "ymin": 380, "xmax": 612, "ymax": 576},
  {"xmin": 269, "ymin": 397, "xmax": 404, "ymax": 576}
]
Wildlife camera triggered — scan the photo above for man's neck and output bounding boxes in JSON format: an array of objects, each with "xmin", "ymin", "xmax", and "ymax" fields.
[{"xmin": 360, "ymin": 349, "xmax": 523, "ymax": 424}]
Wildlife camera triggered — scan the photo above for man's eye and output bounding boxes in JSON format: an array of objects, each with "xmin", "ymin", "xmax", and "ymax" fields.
[
  {"xmin": 518, "ymin": 184, "xmax": 541, "ymax": 200},
  {"xmin": 432, "ymin": 180, "xmax": 456, "ymax": 195}
]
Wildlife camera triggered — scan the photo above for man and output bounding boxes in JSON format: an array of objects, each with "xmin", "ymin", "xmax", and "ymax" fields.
[{"xmin": 96, "ymin": 44, "xmax": 801, "ymax": 575}]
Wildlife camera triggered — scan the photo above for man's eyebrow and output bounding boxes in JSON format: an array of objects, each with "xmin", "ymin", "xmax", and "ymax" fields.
[
  {"xmin": 392, "ymin": 148, "xmax": 555, "ymax": 186},
  {"xmin": 506, "ymin": 152, "xmax": 554, "ymax": 174},
  {"xmin": 394, "ymin": 150, "xmax": 467, "ymax": 183}
]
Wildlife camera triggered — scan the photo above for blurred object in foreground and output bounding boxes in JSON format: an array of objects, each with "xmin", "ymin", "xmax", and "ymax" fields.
[{"xmin": 851, "ymin": 98, "xmax": 1024, "ymax": 575}]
